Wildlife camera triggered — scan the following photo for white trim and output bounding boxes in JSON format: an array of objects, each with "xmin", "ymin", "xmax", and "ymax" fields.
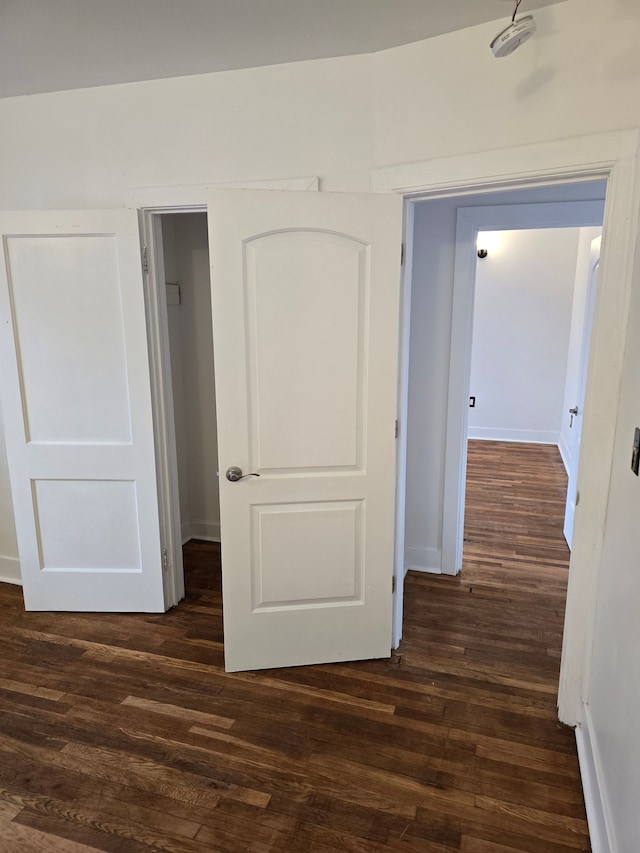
[
  {"xmin": 561, "ymin": 135, "xmax": 639, "ymax": 724},
  {"xmin": 126, "ymin": 177, "xmax": 319, "ymax": 210},
  {"xmin": 468, "ymin": 429, "xmax": 560, "ymax": 444},
  {"xmin": 370, "ymin": 130, "xmax": 636, "ymax": 196},
  {"xmin": 0, "ymin": 555, "xmax": 20, "ymax": 586},
  {"xmin": 181, "ymin": 520, "xmax": 192, "ymax": 546},
  {"xmin": 392, "ymin": 199, "xmax": 415, "ymax": 649},
  {"xmin": 558, "ymin": 435, "xmax": 571, "ymax": 475},
  {"xmin": 371, "ymin": 129, "xmax": 640, "ymax": 725},
  {"xmin": 140, "ymin": 210, "xmax": 185, "ymax": 610},
  {"xmin": 190, "ymin": 521, "xmax": 221, "ymax": 543},
  {"xmin": 576, "ymin": 704, "xmax": 616, "ymax": 853},
  {"xmin": 405, "ymin": 546, "xmax": 442, "ymax": 574},
  {"xmin": 443, "ymin": 200, "xmax": 604, "ymax": 578}
]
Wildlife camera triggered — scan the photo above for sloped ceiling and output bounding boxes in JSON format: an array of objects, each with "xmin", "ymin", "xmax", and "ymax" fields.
[{"xmin": 0, "ymin": 0, "xmax": 568, "ymax": 98}]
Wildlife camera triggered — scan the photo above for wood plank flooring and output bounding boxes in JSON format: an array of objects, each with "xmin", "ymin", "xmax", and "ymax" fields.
[{"xmin": 0, "ymin": 440, "xmax": 590, "ymax": 851}]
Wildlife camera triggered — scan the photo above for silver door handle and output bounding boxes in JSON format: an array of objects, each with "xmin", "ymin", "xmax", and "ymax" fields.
[
  {"xmin": 225, "ymin": 466, "xmax": 260, "ymax": 482},
  {"xmin": 569, "ymin": 406, "xmax": 579, "ymax": 415}
]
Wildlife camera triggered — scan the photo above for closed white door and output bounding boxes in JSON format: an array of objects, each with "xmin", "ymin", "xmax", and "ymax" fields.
[
  {"xmin": 0, "ymin": 210, "xmax": 165, "ymax": 611},
  {"xmin": 208, "ymin": 189, "xmax": 403, "ymax": 671},
  {"xmin": 564, "ymin": 244, "xmax": 600, "ymax": 548}
]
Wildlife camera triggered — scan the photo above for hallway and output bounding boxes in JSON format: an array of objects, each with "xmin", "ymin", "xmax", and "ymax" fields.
[{"xmin": 0, "ymin": 442, "xmax": 589, "ymax": 851}]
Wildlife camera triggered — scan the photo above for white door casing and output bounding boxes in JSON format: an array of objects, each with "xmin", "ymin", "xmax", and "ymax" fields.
[
  {"xmin": 207, "ymin": 188, "xmax": 403, "ymax": 672},
  {"xmin": 391, "ymin": 199, "xmax": 414, "ymax": 650},
  {"xmin": 0, "ymin": 210, "xmax": 164, "ymax": 611},
  {"xmin": 371, "ymin": 128, "xmax": 640, "ymax": 725},
  {"xmin": 564, "ymin": 244, "xmax": 601, "ymax": 548}
]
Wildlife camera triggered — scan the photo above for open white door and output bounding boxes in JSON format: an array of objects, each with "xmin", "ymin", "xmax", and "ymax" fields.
[
  {"xmin": 0, "ymin": 210, "xmax": 165, "ymax": 611},
  {"xmin": 208, "ymin": 189, "xmax": 403, "ymax": 671},
  {"xmin": 564, "ymin": 242, "xmax": 601, "ymax": 547}
]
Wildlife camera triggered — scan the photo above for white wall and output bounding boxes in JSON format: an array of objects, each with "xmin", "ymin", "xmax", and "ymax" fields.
[
  {"xmin": 468, "ymin": 227, "xmax": 580, "ymax": 444},
  {"xmin": 0, "ymin": 53, "xmax": 375, "ymax": 211},
  {"xmin": 164, "ymin": 214, "xmax": 220, "ymax": 543},
  {"xmin": 0, "ymin": 2, "xmax": 639, "ymax": 844},
  {"xmin": 372, "ymin": 0, "xmax": 640, "ymax": 167},
  {"xmin": 405, "ymin": 184, "xmax": 606, "ymax": 574},
  {"xmin": 559, "ymin": 227, "xmax": 602, "ymax": 469}
]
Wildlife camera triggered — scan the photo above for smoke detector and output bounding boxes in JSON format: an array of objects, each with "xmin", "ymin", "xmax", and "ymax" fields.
[{"xmin": 490, "ymin": 0, "xmax": 537, "ymax": 59}]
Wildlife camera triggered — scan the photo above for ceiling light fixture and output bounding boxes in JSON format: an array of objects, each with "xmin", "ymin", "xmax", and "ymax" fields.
[{"xmin": 490, "ymin": 0, "xmax": 537, "ymax": 58}]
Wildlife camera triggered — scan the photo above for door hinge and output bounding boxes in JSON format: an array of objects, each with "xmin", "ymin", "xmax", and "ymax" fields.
[
  {"xmin": 395, "ymin": 419, "xmax": 399, "ymax": 439},
  {"xmin": 162, "ymin": 547, "xmax": 169, "ymax": 573},
  {"xmin": 392, "ymin": 575, "xmax": 396, "ymax": 593},
  {"xmin": 142, "ymin": 246, "xmax": 149, "ymax": 275},
  {"xmin": 401, "ymin": 243, "xmax": 405, "ymax": 266}
]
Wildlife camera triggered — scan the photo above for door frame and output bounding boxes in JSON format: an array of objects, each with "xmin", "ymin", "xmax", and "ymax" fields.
[
  {"xmin": 132, "ymin": 178, "xmax": 320, "ymax": 610},
  {"xmin": 442, "ymin": 200, "xmax": 605, "ymax": 578},
  {"xmin": 139, "ymin": 202, "xmax": 203, "ymax": 610},
  {"xmin": 373, "ymin": 128, "xmax": 640, "ymax": 724},
  {"xmin": 391, "ymin": 198, "xmax": 415, "ymax": 648}
]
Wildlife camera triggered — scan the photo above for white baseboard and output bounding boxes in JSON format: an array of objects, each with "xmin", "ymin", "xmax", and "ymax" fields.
[
  {"xmin": 0, "ymin": 555, "xmax": 21, "ymax": 585},
  {"xmin": 405, "ymin": 546, "xmax": 442, "ymax": 574},
  {"xmin": 558, "ymin": 435, "xmax": 571, "ymax": 475},
  {"xmin": 189, "ymin": 520, "xmax": 221, "ymax": 543},
  {"xmin": 575, "ymin": 703, "xmax": 615, "ymax": 853},
  {"xmin": 467, "ymin": 427, "xmax": 560, "ymax": 445},
  {"xmin": 181, "ymin": 520, "xmax": 192, "ymax": 546}
]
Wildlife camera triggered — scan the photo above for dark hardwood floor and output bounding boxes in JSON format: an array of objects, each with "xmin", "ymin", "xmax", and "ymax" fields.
[{"xmin": 0, "ymin": 440, "xmax": 589, "ymax": 851}]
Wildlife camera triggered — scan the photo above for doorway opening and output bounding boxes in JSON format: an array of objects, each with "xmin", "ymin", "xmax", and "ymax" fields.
[
  {"xmin": 467, "ymin": 225, "xmax": 603, "ymax": 558},
  {"xmin": 402, "ymin": 180, "xmax": 607, "ymax": 593},
  {"xmin": 160, "ymin": 213, "xmax": 220, "ymax": 550},
  {"xmin": 143, "ymin": 208, "xmax": 221, "ymax": 611}
]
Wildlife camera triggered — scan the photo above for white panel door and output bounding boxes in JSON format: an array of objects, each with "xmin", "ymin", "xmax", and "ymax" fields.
[
  {"xmin": 0, "ymin": 210, "xmax": 164, "ymax": 611},
  {"xmin": 564, "ymin": 243, "xmax": 601, "ymax": 548},
  {"xmin": 208, "ymin": 189, "xmax": 403, "ymax": 671}
]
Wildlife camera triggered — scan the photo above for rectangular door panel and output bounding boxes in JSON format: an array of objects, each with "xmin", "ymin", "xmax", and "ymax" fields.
[
  {"xmin": 251, "ymin": 500, "xmax": 364, "ymax": 609},
  {"xmin": 5, "ymin": 234, "xmax": 132, "ymax": 444},
  {"xmin": 31, "ymin": 479, "xmax": 141, "ymax": 571},
  {"xmin": 246, "ymin": 231, "xmax": 366, "ymax": 472}
]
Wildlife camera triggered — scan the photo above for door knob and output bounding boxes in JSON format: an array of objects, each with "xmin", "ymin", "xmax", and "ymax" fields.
[
  {"xmin": 225, "ymin": 466, "xmax": 260, "ymax": 482},
  {"xmin": 569, "ymin": 406, "xmax": 579, "ymax": 427}
]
